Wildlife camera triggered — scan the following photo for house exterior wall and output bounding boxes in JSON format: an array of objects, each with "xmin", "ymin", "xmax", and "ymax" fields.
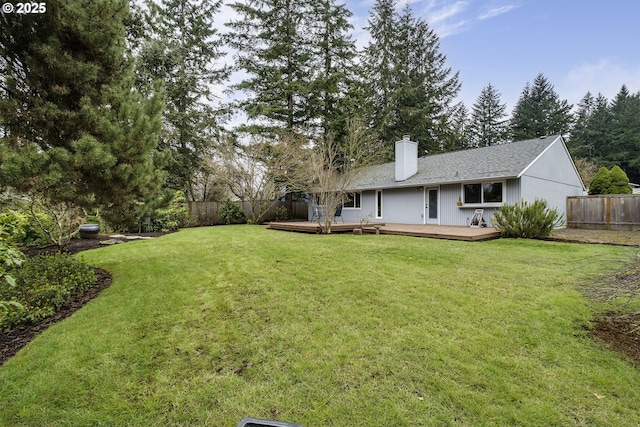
[
  {"xmin": 441, "ymin": 179, "xmax": 520, "ymax": 227},
  {"xmin": 340, "ymin": 188, "xmax": 424, "ymax": 224},
  {"xmin": 325, "ymin": 179, "xmax": 523, "ymax": 226},
  {"xmin": 519, "ymin": 140, "xmax": 584, "ymax": 223}
]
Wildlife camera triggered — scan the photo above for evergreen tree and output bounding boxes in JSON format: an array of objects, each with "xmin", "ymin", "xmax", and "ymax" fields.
[
  {"xmin": 567, "ymin": 92, "xmax": 595, "ymax": 158},
  {"xmin": 609, "ymin": 165, "xmax": 632, "ymax": 194},
  {"xmin": 137, "ymin": 0, "xmax": 227, "ymax": 201},
  {"xmin": 226, "ymin": 0, "xmax": 315, "ymax": 136},
  {"xmin": 361, "ymin": 3, "xmax": 461, "ymax": 155},
  {"xmin": 308, "ymin": 0, "xmax": 358, "ymax": 143},
  {"xmin": 587, "ymin": 93, "xmax": 613, "ymax": 162},
  {"xmin": 0, "ymin": 0, "xmax": 165, "ymax": 228},
  {"xmin": 443, "ymin": 102, "xmax": 470, "ymax": 151},
  {"xmin": 468, "ymin": 83, "xmax": 508, "ymax": 147},
  {"xmin": 588, "ymin": 167, "xmax": 612, "ymax": 195},
  {"xmin": 609, "ymin": 86, "xmax": 640, "ymax": 183},
  {"xmin": 360, "ymin": 0, "xmax": 397, "ymax": 147},
  {"xmin": 510, "ymin": 74, "xmax": 572, "ymax": 140}
]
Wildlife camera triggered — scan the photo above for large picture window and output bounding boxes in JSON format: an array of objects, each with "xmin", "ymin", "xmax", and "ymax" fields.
[
  {"xmin": 462, "ymin": 182, "xmax": 503, "ymax": 205},
  {"xmin": 343, "ymin": 192, "xmax": 361, "ymax": 209}
]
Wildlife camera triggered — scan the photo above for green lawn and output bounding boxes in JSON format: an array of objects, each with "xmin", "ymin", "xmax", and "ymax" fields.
[{"xmin": 1, "ymin": 226, "xmax": 639, "ymax": 426}]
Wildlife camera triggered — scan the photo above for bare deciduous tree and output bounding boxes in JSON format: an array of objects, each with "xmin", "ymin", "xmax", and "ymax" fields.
[
  {"xmin": 218, "ymin": 133, "xmax": 310, "ymax": 223},
  {"xmin": 308, "ymin": 119, "xmax": 386, "ymax": 233}
]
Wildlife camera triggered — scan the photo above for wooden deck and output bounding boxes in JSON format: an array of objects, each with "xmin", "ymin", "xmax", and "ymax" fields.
[{"xmin": 268, "ymin": 221, "xmax": 500, "ymax": 241}]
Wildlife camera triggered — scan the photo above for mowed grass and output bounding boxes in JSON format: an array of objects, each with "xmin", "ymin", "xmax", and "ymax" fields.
[{"xmin": 1, "ymin": 226, "xmax": 639, "ymax": 426}]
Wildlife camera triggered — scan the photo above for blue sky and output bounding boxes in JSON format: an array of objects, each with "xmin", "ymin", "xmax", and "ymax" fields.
[{"xmin": 345, "ymin": 0, "xmax": 640, "ymax": 112}]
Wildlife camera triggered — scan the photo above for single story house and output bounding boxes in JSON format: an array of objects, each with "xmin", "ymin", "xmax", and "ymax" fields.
[{"xmin": 314, "ymin": 135, "xmax": 585, "ymax": 227}]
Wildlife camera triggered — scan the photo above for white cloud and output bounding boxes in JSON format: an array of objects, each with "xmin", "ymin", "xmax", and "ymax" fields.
[
  {"xmin": 478, "ymin": 4, "xmax": 518, "ymax": 20},
  {"xmin": 422, "ymin": 1, "xmax": 470, "ymax": 38},
  {"xmin": 562, "ymin": 58, "xmax": 640, "ymax": 104}
]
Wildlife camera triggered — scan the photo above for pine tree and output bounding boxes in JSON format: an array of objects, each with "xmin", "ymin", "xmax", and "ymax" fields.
[
  {"xmin": 468, "ymin": 83, "xmax": 508, "ymax": 147},
  {"xmin": 226, "ymin": 0, "xmax": 315, "ymax": 136},
  {"xmin": 0, "ymin": 0, "xmax": 165, "ymax": 228},
  {"xmin": 510, "ymin": 74, "xmax": 572, "ymax": 140},
  {"xmin": 137, "ymin": 0, "xmax": 227, "ymax": 201}
]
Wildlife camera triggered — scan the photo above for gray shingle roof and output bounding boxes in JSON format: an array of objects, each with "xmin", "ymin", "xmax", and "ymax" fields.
[{"xmin": 348, "ymin": 135, "xmax": 561, "ymax": 191}]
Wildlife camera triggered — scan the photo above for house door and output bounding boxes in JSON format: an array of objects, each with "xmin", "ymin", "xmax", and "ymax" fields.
[{"xmin": 425, "ymin": 188, "xmax": 438, "ymax": 224}]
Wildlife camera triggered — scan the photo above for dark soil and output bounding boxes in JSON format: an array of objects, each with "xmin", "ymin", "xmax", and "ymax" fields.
[
  {"xmin": 2, "ymin": 230, "xmax": 639, "ymax": 367},
  {"xmin": 0, "ymin": 232, "xmax": 166, "ymax": 366},
  {"xmin": 592, "ymin": 313, "xmax": 640, "ymax": 363}
]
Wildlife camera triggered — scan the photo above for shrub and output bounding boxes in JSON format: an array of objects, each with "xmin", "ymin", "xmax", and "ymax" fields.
[
  {"xmin": 147, "ymin": 190, "xmax": 196, "ymax": 232},
  {"xmin": 588, "ymin": 167, "xmax": 612, "ymax": 195},
  {"xmin": 0, "ymin": 210, "xmax": 51, "ymax": 248},
  {"xmin": 218, "ymin": 200, "xmax": 247, "ymax": 225},
  {"xmin": 492, "ymin": 199, "xmax": 563, "ymax": 239},
  {"xmin": 275, "ymin": 205, "xmax": 288, "ymax": 221},
  {"xmin": 0, "ymin": 223, "xmax": 25, "ymax": 287},
  {"xmin": 609, "ymin": 165, "xmax": 632, "ymax": 194},
  {"xmin": 0, "ymin": 253, "xmax": 96, "ymax": 330}
]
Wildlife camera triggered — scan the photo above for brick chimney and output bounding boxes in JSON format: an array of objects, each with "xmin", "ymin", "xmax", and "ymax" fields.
[{"xmin": 395, "ymin": 134, "xmax": 418, "ymax": 182}]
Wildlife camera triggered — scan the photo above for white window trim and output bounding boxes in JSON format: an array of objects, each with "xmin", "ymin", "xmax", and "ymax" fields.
[
  {"xmin": 343, "ymin": 191, "xmax": 362, "ymax": 210},
  {"xmin": 375, "ymin": 190, "xmax": 383, "ymax": 219},
  {"xmin": 461, "ymin": 180, "xmax": 506, "ymax": 207}
]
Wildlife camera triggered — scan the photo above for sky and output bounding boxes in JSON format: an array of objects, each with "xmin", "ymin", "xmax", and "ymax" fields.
[{"xmin": 344, "ymin": 0, "xmax": 640, "ymax": 112}]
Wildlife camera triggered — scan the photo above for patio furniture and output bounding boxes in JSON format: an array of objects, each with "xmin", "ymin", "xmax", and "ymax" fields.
[
  {"xmin": 470, "ymin": 209, "xmax": 485, "ymax": 228},
  {"xmin": 311, "ymin": 204, "xmax": 323, "ymax": 221},
  {"xmin": 334, "ymin": 205, "xmax": 344, "ymax": 223}
]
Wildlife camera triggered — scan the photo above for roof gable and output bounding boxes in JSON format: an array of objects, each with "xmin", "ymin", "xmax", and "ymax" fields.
[{"xmin": 349, "ymin": 135, "xmax": 563, "ymax": 190}]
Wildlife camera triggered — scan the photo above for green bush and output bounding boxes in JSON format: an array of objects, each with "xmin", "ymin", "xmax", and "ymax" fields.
[
  {"xmin": 0, "ymin": 211, "xmax": 51, "ymax": 247},
  {"xmin": 149, "ymin": 190, "xmax": 196, "ymax": 232},
  {"xmin": 218, "ymin": 200, "xmax": 247, "ymax": 225},
  {"xmin": 0, "ymin": 253, "xmax": 96, "ymax": 330},
  {"xmin": 0, "ymin": 223, "xmax": 25, "ymax": 287},
  {"xmin": 609, "ymin": 165, "xmax": 632, "ymax": 194},
  {"xmin": 589, "ymin": 165, "xmax": 632, "ymax": 195},
  {"xmin": 492, "ymin": 199, "xmax": 563, "ymax": 239}
]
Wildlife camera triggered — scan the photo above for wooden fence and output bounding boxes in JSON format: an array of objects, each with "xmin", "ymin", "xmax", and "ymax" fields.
[
  {"xmin": 187, "ymin": 200, "xmax": 308, "ymax": 226},
  {"xmin": 566, "ymin": 195, "xmax": 640, "ymax": 230}
]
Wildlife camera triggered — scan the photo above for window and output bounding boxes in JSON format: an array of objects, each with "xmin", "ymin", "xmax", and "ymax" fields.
[
  {"xmin": 462, "ymin": 182, "xmax": 503, "ymax": 205},
  {"xmin": 343, "ymin": 192, "xmax": 361, "ymax": 209}
]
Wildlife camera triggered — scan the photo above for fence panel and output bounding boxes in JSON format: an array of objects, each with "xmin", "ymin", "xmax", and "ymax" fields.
[
  {"xmin": 187, "ymin": 200, "xmax": 308, "ymax": 226},
  {"xmin": 567, "ymin": 195, "xmax": 640, "ymax": 230}
]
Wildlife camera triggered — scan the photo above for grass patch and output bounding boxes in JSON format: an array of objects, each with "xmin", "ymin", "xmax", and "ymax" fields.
[{"xmin": 1, "ymin": 226, "xmax": 639, "ymax": 426}]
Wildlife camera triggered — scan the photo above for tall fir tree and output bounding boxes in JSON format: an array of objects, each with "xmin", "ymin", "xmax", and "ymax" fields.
[
  {"xmin": 587, "ymin": 93, "xmax": 613, "ymax": 162},
  {"xmin": 0, "ymin": 0, "xmax": 165, "ymax": 228},
  {"xmin": 137, "ymin": 0, "xmax": 227, "ymax": 201},
  {"xmin": 442, "ymin": 102, "xmax": 470, "ymax": 151},
  {"xmin": 361, "ymin": 0, "xmax": 397, "ymax": 148},
  {"xmin": 308, "ymin": 0, "xmax": 359, "ymax": 142},
  {"xmin": 609, "ymin": 86, "xmax": 640, "ymax": 182},
  {"xmin": 567, "ymin": 91, "xmax": 596, "ymax": 158},
  {"xmin": 510, "ymin": 74, "xmax": 572, "ymax": 140},
  {"xmin": 468, "ymin": 83, "xmax": 508, "ymax": 147},
  {"xmin": 361, "ymin": 2, "xmax": 460, "ymax": 155},
  {"xmin": 226, "ymin": 0, "xmax": 315, "ymax": 136}
]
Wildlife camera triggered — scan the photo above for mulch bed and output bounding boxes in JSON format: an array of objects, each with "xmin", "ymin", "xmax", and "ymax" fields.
[{"xmin": 0, "ymin": 232, "xmax": 166, "ymax": 366}]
